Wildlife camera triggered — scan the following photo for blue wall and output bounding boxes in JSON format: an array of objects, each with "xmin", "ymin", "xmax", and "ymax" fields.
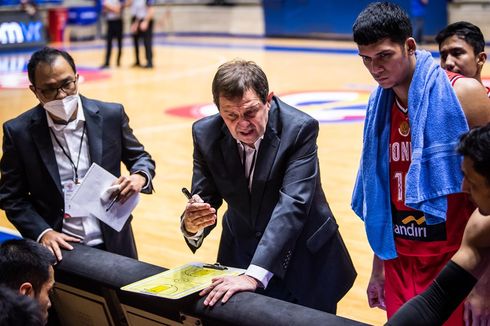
[{"xmin": 263, "ymin": 0, "xmax": 447, "ymax": 40}]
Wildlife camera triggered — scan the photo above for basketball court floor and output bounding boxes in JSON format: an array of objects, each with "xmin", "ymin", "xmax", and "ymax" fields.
[{"xmin": 1, "ymin": 33, "xmax": 486, "ymax": 325}]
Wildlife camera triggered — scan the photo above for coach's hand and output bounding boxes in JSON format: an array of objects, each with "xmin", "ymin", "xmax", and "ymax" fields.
[
  {"xmin": 183, "ymin": 195, "xmax": 216, "ymax": 235},
  {"xmin": 200, "ymin": 275, "xmax": 259, "ymax": 306}
]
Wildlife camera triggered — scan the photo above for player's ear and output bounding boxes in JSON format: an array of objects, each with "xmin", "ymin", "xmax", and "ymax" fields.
[
  {"xmin": 477, "ymin": 51, "xmax": 487, "ymax": 67},
  {"xmin": 406, "ymin": 37, "xmax": 416, "ymax": 55}
]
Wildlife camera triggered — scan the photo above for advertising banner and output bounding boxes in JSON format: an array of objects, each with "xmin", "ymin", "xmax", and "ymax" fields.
[{"xmin": 0, "ymin": 11, "xmax": 45, "ymax": 51}]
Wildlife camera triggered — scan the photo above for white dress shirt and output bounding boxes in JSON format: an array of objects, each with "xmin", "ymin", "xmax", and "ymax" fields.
[
  {"xmin": 183, "ymin": 135, "xmax": 273, "ymax": 288},
  {"xmin": 37, "ymin": 98, "xmax": 104, "ymax": 246},
  {"xmin": 130, "ymin": 0, "xmax": 150, "ymax": 19},
  {"xmin": 103, "ymin": 0, "xmax": 122, "ymax": 20}
]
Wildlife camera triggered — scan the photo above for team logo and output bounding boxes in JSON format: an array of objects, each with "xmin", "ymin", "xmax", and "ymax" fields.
[
  {"xmin": 393, "ymin": 210, "xmax": 447, "ymax": 241},
  {"xmin": 394, "ymin": 213, "xmax": 428, "ymax": 238},
  {"xmin": 166, "ymin": 91, "xmax": 370, "ymax": 124},
  {"xmin": 398, "ymin": 120, "xmax": 410, "ymax": 137},
  {"xmin": 401, "ymin": 215, "xmax": 425, "ymax": 225}
]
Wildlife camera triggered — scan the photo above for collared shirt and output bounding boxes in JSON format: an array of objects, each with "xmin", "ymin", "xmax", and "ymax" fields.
[
  {"xmin": 38, "ymin": 97, "xmax": 103, "ymax": 246},
  {"xmin": 236, "ymin": 136, "xmax": 273, "ymax": 287},
  {"xmin": 236, "ymin": 136, "xmax": 262, "ymax": 191},
  {"xmin": 104, "ymin": 0, "xmax": 123, "ymax": 20},
  {"xmin": 130, "ymin": 0, "xmax": 153, "ymax": 19},
  {"xmin": 183, "ymin": 135, "xmax": 273, "ymax": 288}
]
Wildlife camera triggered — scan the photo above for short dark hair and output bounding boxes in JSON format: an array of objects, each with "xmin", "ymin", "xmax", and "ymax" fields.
[
  {"xmin": 435, "ymin": 21, "xmax": 485, "ymax": 55},
  {"xmin": 212, "ymin": 59, "xmax": 269, "ymax": 108},
  {"xmin": 353, "ymin": 2, "xmax": 412, "ymax": 46},
  {"xmin": 27, "ymin": 47, "xmax": 77, "ymax": 86},
  {"xmin": 0, "ymin": 285, "xmax": 43, "ymax": 326},
  {"xmin": 458, "ymin": 123, "xmax": 490, "ymax": 184},
  {"xmin": 0, "ymin": 239, "xmax": 55, "ymax": 296}
]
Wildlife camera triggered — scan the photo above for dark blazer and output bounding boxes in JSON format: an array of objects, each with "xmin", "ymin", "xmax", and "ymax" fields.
[
  {"xmin": 187, "ymin": 96, "xmax": 356, "ymax": 313},
  {"xmin": 0, "ymin": 95, "xmax": 155, "ymax": 259}
]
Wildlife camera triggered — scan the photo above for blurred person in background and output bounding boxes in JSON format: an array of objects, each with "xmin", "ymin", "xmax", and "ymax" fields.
[
  {"xmin": 20, "ymin": 0, "xmax": 38, "ymax": 18},
  {"xmin": 411, "ymin": 0, "xmax": 428, "ymax": 44},
  {"xmin": 129, "ymin": 0, "xmax": 154, "ymax": 68},
  {"xmin": 101, "ymin": 0, "xmax": 125, "ymax": 68}
]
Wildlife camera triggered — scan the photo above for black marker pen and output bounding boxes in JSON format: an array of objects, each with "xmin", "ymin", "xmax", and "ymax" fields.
[{"xmin": 182, "ymin": 187, "xmax": 192, "ymax": 200}]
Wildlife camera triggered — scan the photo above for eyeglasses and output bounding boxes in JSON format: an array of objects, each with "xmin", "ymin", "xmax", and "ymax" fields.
[{"xmin": 34, "ymin": 78, "xmax": 77, "ymax": 100}]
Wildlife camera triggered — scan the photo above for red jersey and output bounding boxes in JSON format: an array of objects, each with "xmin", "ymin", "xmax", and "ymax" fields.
[
  {"xmin": 446, "ymin": 70, "xmax": 490, "ymax": 97},
  {"xmin": 389, "ymin": 98, "xmax": 475, "ymax": 256},
  {"xmin": 446, "ymin": 70, "xmax": 464, "ymax": 86}
]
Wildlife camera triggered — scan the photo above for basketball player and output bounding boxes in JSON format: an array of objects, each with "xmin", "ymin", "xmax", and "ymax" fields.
[
  {"xmin": 436, "ymin": 21, "xmax": 490, "ymax": 96},
  {"xmin": 351, "ymin": 2, "xmax": 490, "ymax": 324},
  {"xmin": 388, "ymin": 124, "xmax": 490, "ymax": 325}
]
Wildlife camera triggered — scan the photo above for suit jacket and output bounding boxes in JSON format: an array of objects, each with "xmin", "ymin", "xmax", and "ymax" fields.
[
  {"xmin": 0, "ymin": 95, "xmax": 155, "ymax": 259},
  {"xmin": 187, "ymin": 96, "xmax": 356, "ymax": 312}
]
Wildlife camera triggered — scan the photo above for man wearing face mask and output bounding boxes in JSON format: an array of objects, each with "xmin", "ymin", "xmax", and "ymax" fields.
[{"xmin": 0, "ymin": 47, "xmax": 155, "ymax": 261}]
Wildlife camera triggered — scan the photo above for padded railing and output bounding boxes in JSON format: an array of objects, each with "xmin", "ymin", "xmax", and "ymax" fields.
[{"xmin": 53, "ymin": 243, "xmax": 368, "ymax": 326}]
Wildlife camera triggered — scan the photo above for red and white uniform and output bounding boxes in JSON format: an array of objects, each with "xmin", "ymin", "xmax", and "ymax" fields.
[
  {"xmin": 385, "ymin": 93, "xmax": 475, "ymax": 325},
  {"xmin": 446, "ymin": 70, "xmax": 464, "ymax": 87},
  {"xmin": 447, "ymin": 70, "xmax": 490, "ymax": 97}
]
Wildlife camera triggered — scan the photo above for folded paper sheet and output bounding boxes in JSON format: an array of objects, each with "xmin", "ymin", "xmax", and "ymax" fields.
[{"xmin": 69, "ymin": 163, "xmax": 139, "ymax": 232}]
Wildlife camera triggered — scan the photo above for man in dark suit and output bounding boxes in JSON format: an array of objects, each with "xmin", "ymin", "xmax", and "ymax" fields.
[
  {"xmin": 182, "ymin": 60, "xmax": 356, "ymax": 313},
  {"xmin": 0, "ymin": 47, "xmax": 155, "ymax": 261}
]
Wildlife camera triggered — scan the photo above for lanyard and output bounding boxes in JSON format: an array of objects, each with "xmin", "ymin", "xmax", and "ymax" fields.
[{"xmin": 50, "ymin": 123, "xmax": 86, "ymax": 184}]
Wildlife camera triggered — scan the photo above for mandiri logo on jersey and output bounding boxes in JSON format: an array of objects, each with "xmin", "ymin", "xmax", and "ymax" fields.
[{"xmin": 166, "ymin": 91, "xmax": 370, "ymax": 124}]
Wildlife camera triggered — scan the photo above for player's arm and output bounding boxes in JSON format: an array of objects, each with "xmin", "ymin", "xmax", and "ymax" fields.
[
  {"xmin": 367, "ymin": 254, "xmax": 386, "ymax": 310},
  {"xmin": 453, "ymin": 77, "xmax": 490, "ymax": 128},
  {"xmin": 452, "ymin": 209, "xmax": 490, "ymax": 278},
  {"xmin": 459, "ymin": 209, "xmax": 490, "ymax": 325}
]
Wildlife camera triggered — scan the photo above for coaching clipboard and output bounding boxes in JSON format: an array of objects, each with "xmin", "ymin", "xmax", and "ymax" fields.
[{"xmin": 121, "ymin": 262, "xmax": 245, "ymax": 299}]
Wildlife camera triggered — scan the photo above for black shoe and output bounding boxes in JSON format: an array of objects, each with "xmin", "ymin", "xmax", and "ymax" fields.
[
  {"xmin": 143, "ymin": 63, "xmax": 153, "ymax": 69},
  {"xmin": 100, "ymin": 64, "xmax": 109, "ymax": 69},
  {"xmin": 132, "ymin": 63, "xmax": 141, "ymax": 67}
]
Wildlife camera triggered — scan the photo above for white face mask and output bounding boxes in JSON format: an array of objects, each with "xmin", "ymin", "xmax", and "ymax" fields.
[{"xmin": 43, "ymin": 94, "xmax": 79, "ymax": 122}]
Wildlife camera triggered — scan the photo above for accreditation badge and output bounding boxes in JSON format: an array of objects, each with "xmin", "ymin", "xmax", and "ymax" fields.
[{"xmin": 63, "ymin": 179, "xmax": 88, "ymax": 218}]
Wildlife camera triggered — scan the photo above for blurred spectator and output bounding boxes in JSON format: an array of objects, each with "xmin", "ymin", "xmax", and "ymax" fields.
[
  {"xmin": 20, "ymin": 0, "xmax": 38, "ymax": 18},
  {"xmin": 207, "ymin": 0, "xmax": 234, "ymax": 6},
  {"xmin": 411, "ymin": 0, "xmax": 428, "ymax": 44},
  {"xmin": 129, "ymin": 0, "xmax": 154, "ymax": 68},
  {"xmin": 101, "ymin": 0, "xmax": 125, "ymax": 68}
]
